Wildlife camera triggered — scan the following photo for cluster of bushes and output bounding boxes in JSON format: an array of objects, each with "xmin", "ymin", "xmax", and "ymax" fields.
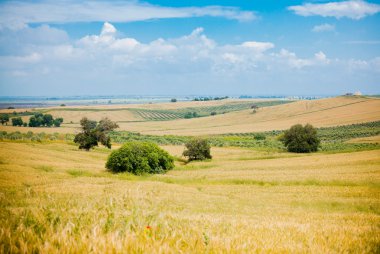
[
  {"xmin": 105, "ymin": 138, "xmax": 212, "ymax": 175},
  {"xmin": 184, "ymin": 112, "xmax": 199, "ymax": 119},
  {"xmin": 193, "ymin": 96, "xmax": 229, "ymax": 101},
  {"xmin": 109, "ymin": 131, "xmax": 282, "ymax": 150},
  {"xmin": 0, "ymin": 131, "xmax": 74, "ymax": 142}
]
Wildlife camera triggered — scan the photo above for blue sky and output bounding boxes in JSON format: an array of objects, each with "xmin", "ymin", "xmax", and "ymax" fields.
[{"xmin": 0, "ymin": 0, "xmax": 379, "ymax": 96}]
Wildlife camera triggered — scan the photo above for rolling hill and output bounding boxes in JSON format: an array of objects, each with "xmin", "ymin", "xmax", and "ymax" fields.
[
  {"xmin": 0, "ymin": 96, "xmax": 379, "ymax": 135},
  {"xmin": 117, "ymin": 96, "xmax": 380, "ymax": 135}
]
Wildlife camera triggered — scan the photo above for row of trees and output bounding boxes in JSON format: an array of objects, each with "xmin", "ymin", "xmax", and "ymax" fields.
[
  {"xmin": 193, "ymin": 96, "xmax": 229, "ymax": 101},
  {"xmin": 0, "ymin": 113, "xmax": 64, "ymax": 127},
  {"xmin": 28, "ymin": 113, "xmax": 63, "ymax": 127}
]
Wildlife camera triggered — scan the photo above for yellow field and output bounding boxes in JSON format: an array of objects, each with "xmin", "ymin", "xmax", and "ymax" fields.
[
  {"xmin": 0, "ymin": 141, "xmax": 379, "ymax": 253},
  {"xmin": 117, "ymin": 96, "xmax": 380, "ymax": 135},
  {"xmin": 1, "ymin": 96, "xmax": 379, "ymax": 136}
]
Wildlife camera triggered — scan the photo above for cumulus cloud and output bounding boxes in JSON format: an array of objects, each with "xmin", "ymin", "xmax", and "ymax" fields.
[
  {"xmin": 2, "ymin": 22, "xmax": 379, "ymax": 96},
  {"xmin": 288, "ymin": 0, "xmax": 380, "ymax": 20},
  {"xmin": 274, "ymin": 49, "xmax": 331, "ymax": 69},
  {"xmin": 312, "ymin": 23, "xmax": 335, "ymax": 32},
  {"xmin": 0, "ymin": 0, "xmax": 256, "ymax": 29}
]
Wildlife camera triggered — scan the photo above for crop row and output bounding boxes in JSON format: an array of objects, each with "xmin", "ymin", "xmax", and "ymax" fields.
[{"xmin": 129, "ymin": 100, "xmax": 293, "ymax": 121}]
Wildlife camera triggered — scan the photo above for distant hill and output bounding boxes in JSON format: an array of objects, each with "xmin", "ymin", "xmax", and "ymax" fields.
[
  {"xmin": 0, "ymin": 96, "xmax": 379, "ymax": 136},
  {"xmin": 117, "ymin": 96, "xmax": 380, "ymax": 135}
]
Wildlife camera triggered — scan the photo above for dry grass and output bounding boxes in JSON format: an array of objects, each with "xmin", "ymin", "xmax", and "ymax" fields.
[
  {"xmin": 0, "ymin": 141, "xmax": 379, "ymax": 253},
  {"xmin": 2, "ymin": 96, "xmax": 379, "ymax": 136},
  {"xmin": 115, "ymin": 96, "xmax": 380, "ymax": 135}
]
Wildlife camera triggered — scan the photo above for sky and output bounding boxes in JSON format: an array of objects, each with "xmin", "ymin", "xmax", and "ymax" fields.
[{"xmin": 0, "ymin": 0, "xmax": 379, "ymax": 96}]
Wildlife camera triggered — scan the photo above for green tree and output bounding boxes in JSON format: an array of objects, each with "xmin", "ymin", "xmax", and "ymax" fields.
[
  {"xmin": 74, "ymin": 117, "xmax": 118, "ymax": 151},
  {"xmin": 183, "ymin": 138, "xmax": 212, "ymax": 161},
  {"xmin": 43, "ymin": 114, "xmax": 54, "ymax": 127},
  {"xmin": 12, "ymin": 117, "xmax": 23, "ymax": 126},
  {"xmin": 30, "ymin": 113, "xmax": 44, "ymax": 127},
  {"xmin": 28, "ymin": 116, "xmax": 38, "ymax": 127},
  {"xmin": 106, "ymin": 141, "xmax": 174, "ymax": 175},
  {"xmin": 0, "ymin": 114, "xmax": 9, "ymax": 125},
  {"xmin": 53, "ymin": 118, "xmax": 64, "ymax": 127},
  {"xmin": 281, "ymin": 124, "xmax": 320, "ymax": 153},
  {"xmin": 170, "ymin": 98, "xmax": 177, "ymax": 102}
]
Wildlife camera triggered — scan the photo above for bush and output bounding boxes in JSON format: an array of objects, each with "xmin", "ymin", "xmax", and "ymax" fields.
[
  {"xmin": 170, "ymin": 98, "xmax": 177, "ymax": 102},
  {"xmin": 106, "ymin": 141, "xmax": 174, "ymax": 175},
  {"xmin": 183, "ymin": 138, "xmax": 212, "ymax": 161},
  {"xmin": 254, "ymin": 133, "xmax": 266, "ymax": 140},
  {"xmin": 12, "ymin": 117, "xmax": 23, "ymax": 126},
  {"xmin": 281, "ymin": 124, "xmax": 320, "ymax": 153}
]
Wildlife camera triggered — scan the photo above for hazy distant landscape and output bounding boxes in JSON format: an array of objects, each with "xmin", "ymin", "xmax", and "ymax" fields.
[{"xmin": 0, "ymin": 0, "xmax": 379, "ymax": 253}]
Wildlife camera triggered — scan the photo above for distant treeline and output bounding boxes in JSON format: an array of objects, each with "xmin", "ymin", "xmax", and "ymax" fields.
[
  {"xmin": 0, "ymin": 112, "xmax": 64, "ymax": 127},
  {"xmin": 193, "ymin": 96, "xmax": 229, "ymax": 101}
]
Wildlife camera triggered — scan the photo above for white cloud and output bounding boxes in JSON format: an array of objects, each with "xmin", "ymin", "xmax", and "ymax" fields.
[
  {"xmin": 2, "ymin": 21, "xmax": 379, "ymax": 96},
  {"xmin": 241, "ymin": 41, "xmax": 275, "ymax": 52},
  {"xmin": 0, "ymin": 1, "xmax": 256, "ymax": 29},
  {"xmin": 274, "ymin": 49, "xmax": 331, "ymax": 69},
  {"xmin": 101, "ymin": 22, "xmax": 117, "ymax": 36},
  {"xmin": 288, "ymin": 0, "xmax": 380, "ymax": 20},
  {"xmin": 312, "ymin": 23, "xmax": 335, "ymax": 32},
  {"xmin": 315, "ymin": 51, "xmax": 330, "ymax": 64}
]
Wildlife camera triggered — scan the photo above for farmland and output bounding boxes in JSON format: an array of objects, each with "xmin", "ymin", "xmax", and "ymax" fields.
[
  {"xmin": 1, "ymin": 96, "xmax": 379, "ymax": 135},
  {"xmin": 0, "ymin": 141, "xmax": 379, "ymax": 253},
  {"xmin": 0, "ymin": 96, "xmax": 379, "ymax": 253}
]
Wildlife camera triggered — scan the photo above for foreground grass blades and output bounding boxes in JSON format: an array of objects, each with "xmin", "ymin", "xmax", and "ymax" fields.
[{"xmin": 0, "ymin": 142, "xmax": 379, "ymax": 253}]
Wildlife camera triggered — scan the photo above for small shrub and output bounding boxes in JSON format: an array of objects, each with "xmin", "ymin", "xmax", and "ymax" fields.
[
  {"xmin": 183, "ymin": 138, "xmax": 212, "ymax": 161},
  {"xmin": 170, "ymin": 98, "xmax": 177, "ymax": 103},
  {"xmin": 106, "ymin": 141, "xmax": 174, "ymax": 175},
  {"xmin": 254, "ymin": 133, "xmax": 266, "ymax": 140},
  {"xmin": 210, "ymin": 112, "xmax": 217, "ymax": 116},
  {"xmin": 281, "ymin": 124, "xmax": 320, "ymax": 153},
  {"xmin": 184, "ymin": 112, "xmax": 193, "ymax": 119}
]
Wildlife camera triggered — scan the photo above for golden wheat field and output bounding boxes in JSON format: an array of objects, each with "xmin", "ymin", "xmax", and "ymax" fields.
[
  {"xmin": 117, "ymin": 96, "xmax": 380, "ymax": 135},
  {"xmin": 1, "ymin": 96, "xmax": 379, "ymax": 136},
  {"xmin": 0, "ymin": 141, "xmax": 379, "ymax": 253}
]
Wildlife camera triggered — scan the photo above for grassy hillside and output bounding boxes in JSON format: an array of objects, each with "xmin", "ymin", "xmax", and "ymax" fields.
[
  {"xmin": 0, "ymin": 142, "xmax": 379, "ymax": 252},
  {"xmin": 114, "ymin": 96, "xmax": 380, "ymax": 135}
]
